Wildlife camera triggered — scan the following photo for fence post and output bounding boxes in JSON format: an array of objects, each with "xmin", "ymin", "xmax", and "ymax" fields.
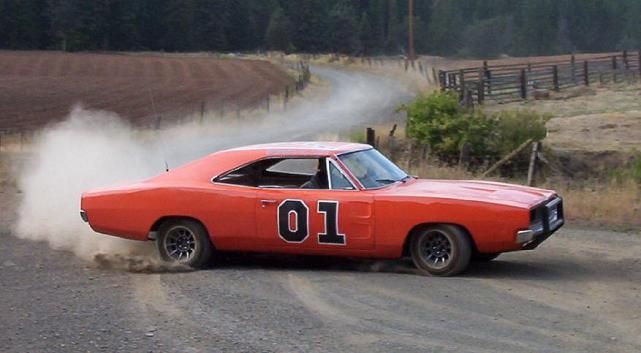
[
  {"xmin": 527, "ymin": 142, "xmax": 541, "ymax": 186},
  {"xmin": 483, "ymin": 60, "xmax": 492, "ymax": 95},
  {"xmin": 283, "ymin": 86, "xmax": 289, "ymax": 110},
  {"xmin": 520, "ymin": 69, "xmax": 527, "ymax": 99},
  {"xmin": 612, "ymin": 55, "xmax": 618, "ymax": 70},
  {"xmin": 458, "ymin": 142, "xmax": 470, "ymax": 169},
  {"xmin": 583, "ymin": 61, "xmax": 590, "ymax": 86},
  {"xmin": 552, "ymin": 65, "xmax": 560, "ymax": 91},
  {"xmin": 623, "ymin": 50, "xmax": 629, "ymax": 69},
  {"xmin": 388, "ymin": 124, "xmax": 398, "ymax": 162},
  {"xmin": 571, "ymin": 54, "xmax": 577, "ymax": 84},
  {"xmin": 638, "ymin": 49, "xmax": 641, "ymax": 78},
  {"xmin": 199, "ymin": 101, "xmax": 205, "ymax": 123},
  {"xmin": 477, "ymin": 68, "xmax": 485, "ymax": 104},
  {"xmin": 459, "ymin": 69, "xmax": 466, "ymax": 101},
  {"xmin": 366, "ymin": 128, "xmax": 376, "ymax": 147}
]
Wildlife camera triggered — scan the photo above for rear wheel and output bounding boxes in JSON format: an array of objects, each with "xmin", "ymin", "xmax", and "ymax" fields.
[
  {"xmin": 410, "ymin": 225, "xmax": 472, "ymax": 277},
  {"xmin": 157, "ymin": 219, "xmax": 214, "ymax": 268}
]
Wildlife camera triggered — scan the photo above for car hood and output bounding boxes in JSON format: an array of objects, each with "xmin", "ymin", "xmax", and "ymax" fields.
[{"xmin": 379, "ymin": 179, "xmax": 556, "ymax": 208}]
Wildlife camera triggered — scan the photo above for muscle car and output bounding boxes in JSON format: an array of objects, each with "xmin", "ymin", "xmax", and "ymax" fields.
[{"xmin": 81, "ymin": 142, "xmax": 564, "ymax": 276}]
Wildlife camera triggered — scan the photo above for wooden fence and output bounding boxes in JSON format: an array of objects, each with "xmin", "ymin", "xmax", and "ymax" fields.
[{"xmin": 439, "ymin": 50, "xmax": 641, "ymax": 105}]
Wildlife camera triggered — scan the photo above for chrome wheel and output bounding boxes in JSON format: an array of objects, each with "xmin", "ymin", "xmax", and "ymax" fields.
[
  {"xmin": 420, "ymin": 230, "xmax": 453, "ymax": 270},
  {"xmin": 163, "ymin": 225, "xmax": 198, "ymax": 262}
]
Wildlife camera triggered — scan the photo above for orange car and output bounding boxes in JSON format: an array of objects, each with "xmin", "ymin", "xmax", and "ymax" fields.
[{"xmin": 81, "ymin": 142, "xmax": 564, "ymax": 276}]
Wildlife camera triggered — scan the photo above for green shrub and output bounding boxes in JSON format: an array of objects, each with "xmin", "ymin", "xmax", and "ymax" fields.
[
  {"xmin": 402, "ymin": 91, "xmax": 550, "ymax": 169},
  {"xmin": 610, "ymin": 154, "xmax": 641, "ymax": 184},
  {"xmin": 349, "ymin": 129, "xmax": 366, "ymax": 144},
  {"xmin": 493, "ymin": 110, "xmax": 551, "ymax": 157},
  {"xmin": 403, "ymin": 91, "xmax": 497, "ymax": 164}
]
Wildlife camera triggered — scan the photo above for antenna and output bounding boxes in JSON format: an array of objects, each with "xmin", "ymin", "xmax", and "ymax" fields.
[{"xmin": 148, "ymin": 87, "xmax": 170, "ymax": 172}]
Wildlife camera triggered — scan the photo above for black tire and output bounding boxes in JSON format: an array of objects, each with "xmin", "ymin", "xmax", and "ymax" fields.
[
  {"xmin": 410, "ymin": 225, "xmax": 472, "ymax": 277},
  {"xmin": 472, "ymin": 252, "xmax": 501, "ymax": 262},
  {"xmin": 157, "ymin": 219, "xmax": 214, "ymax": 268}
]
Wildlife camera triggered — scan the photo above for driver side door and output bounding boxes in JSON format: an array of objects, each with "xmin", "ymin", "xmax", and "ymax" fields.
[{"xmin": 255, "ymin": 158, "xmax": 375, "ymax": 253}]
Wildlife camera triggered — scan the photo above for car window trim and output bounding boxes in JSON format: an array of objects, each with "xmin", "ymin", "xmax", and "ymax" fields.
[
  {"xmin": 212, "ymin": 155, "xmax": 359, "ymax": 192},
  {"xmin": 327, "ymin": 158, "xmax": 358, "ymax": 191}
]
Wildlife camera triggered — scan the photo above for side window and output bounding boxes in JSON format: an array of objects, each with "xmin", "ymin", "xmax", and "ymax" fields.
[
  {"xmin": 215, "ymin": 163, "xmax": 260, "ymax": 187},
  {"xmin": 329, "ymin": 162, "xmax": 355, "ymax": 190},
  {"xmin": 267, "ymin": 159, "xmax": 317, "ymax": 175},
  {"xmin": 216, "ymin": 158, "xmax": 328, "ymax": 189}
]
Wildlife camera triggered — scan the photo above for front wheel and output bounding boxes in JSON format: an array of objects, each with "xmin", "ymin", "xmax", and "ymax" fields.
[
  {"xmin": 157, "ymin": 219, "xmax": 214, "ymax": 268},
  {"xmin": 410, "ymin": 225, "xmax": 472, "ymax": 277}
]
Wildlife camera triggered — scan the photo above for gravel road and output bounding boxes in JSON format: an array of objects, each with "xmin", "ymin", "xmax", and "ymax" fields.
[
  {"xmin": 1, "ymin": 67, "xmax": 640, "ymax": 353},
  {"xmin": 1, "ymin": 228, "xmax": 640, "ymax": 352}
]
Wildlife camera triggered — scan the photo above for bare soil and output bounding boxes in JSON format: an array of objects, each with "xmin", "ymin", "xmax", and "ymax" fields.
[{"xmin": 0, "ymin": 51, "xmax": 293, "ymax": 131}]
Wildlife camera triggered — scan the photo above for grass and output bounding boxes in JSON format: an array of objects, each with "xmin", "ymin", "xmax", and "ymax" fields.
[
  {"xmin": 556, "ymin": 181, "xmax": 641, "ymax": 229},
  {"xmin": 349, "ymin": 122, "xmax": 641, "ymax": 229}
]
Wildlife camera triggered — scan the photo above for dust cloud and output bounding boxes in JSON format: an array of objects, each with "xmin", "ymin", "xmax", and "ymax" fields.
[{"xmin": 10, "ymin": 67, "xmax": 412, "ymax": 271}]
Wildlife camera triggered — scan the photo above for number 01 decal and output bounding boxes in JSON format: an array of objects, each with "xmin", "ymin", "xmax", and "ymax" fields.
[{"xmin": 277, "ymin": 200, "xmax": 346, "ymax": 245}]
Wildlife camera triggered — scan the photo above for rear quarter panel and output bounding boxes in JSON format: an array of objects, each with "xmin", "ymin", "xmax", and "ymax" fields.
[{"xmin": 81, "ymin": 182, "xmax": 255, "ymax": 245}]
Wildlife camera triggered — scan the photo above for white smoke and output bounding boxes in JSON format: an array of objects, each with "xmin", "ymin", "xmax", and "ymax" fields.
[{"xmin": 10, "ymin": 66, "xmax": 412, "ymax": 270}]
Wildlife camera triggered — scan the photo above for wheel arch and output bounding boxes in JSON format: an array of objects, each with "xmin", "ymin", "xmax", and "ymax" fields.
[
  {"xmin": 401, "ymin": 222, "xmax": 478, "ymax": 257},
  {"xmin": 149, "ymin": 216, "xmax": 214, "ymax": 246}
]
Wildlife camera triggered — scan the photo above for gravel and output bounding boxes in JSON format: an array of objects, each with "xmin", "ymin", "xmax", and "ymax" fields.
[{"xmin": 1, "ymin": 227, "xmax": 640, "ymax": 353}]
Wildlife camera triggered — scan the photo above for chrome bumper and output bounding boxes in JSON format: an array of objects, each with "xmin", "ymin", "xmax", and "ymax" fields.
[{"xmin": 517, "ymin": 196, "xmax": 564, "ymax": 249}]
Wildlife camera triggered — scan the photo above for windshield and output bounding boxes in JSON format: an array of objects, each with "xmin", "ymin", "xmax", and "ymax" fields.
[{"xmin": 339, "ymin": 149, "xmax": 409, "ymax": 189}]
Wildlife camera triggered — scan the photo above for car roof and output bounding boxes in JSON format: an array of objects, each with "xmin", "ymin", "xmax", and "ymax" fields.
[
  {"xmin": 149, "ymin": 141, "xmax": 371, "ymax": 183},
  {"xmin": 224, "ymin": 141, "xmax": 371, "ymax": 156}
]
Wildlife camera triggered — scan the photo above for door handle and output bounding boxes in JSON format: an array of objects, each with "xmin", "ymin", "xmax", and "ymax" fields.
[{"xmin": 260, "ymin": 199, "xmax": 277, "ymax": 207}]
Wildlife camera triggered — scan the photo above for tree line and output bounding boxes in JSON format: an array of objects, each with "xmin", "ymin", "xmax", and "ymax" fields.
[{"xmin": 1, "ymin": 0, "xmax": 640, "ymax": 58}]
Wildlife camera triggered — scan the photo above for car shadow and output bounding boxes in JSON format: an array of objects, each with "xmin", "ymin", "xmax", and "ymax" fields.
[
  {"xmin": 212, "ymin": 253, "xmax": 421, "ymax": 275},
  {"xmin": 209, "ymin": 252, "xmax": 638, "ymax": 282}
]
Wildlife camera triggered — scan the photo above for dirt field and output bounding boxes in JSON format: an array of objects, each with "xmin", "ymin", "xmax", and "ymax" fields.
[{"xmin": 0, "ymin": 51, "xmax": 293, "ymax": 132}]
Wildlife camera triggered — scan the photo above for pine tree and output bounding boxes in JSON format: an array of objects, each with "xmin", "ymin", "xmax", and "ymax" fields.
[
  {"xmin": 358, "ymin": 11, "xmax": 373, "ymax": 55},
  {"xmin": 163, "ymin": 0, "xmax": 197, "ymax": 51},
  {"xmin": 328, "ymin": 0, "xmax": 359, "ymax": 55},
  {"xmin": 265, "ymin": 5, "xmax": 291, "ymax": 52},
  {"xmin": 426, "ymin": 0, "xmax": 464, "ymax": 55},
  {"xmin": 193, "ymin": 0, "xmax": 228, "ymax": 51},
  {"xmin": 290, "ymin": 0, "xmax": 329, "ymax": 52},
  {"xmin": 513, "ymin": 0, "xmax": 558, "ymax": 55},
  {"xmin": 385, "ymin": 0, "xmax": 400, "ymax": 52}
]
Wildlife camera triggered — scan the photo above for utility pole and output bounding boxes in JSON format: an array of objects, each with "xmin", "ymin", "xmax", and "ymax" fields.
[{"xmin": 408, "ymin": 0, "xmax": 416, "ymax": 61}]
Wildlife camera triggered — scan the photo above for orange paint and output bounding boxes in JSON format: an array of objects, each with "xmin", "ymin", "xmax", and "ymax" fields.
[{"xmin": 81, "ymin": 142, "xmax": 562, "ymax": 259}]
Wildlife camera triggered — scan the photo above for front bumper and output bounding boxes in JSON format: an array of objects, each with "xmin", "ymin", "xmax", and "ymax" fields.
[{"xmin": 518, "ymin": 196, "xmax": 564, "ymax": 250}]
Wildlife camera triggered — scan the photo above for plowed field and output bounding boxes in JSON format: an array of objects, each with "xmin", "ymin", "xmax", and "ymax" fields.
[{"xmin": 0, "ymin": 51, "xmax": 293, "ymax": 131}]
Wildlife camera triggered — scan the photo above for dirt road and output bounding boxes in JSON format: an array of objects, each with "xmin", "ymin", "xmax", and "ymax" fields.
[
  {"xmin": 1, "ymin": 228, "xmax": 640, "ymax": 352},
  {"xmin": 1, "ymin": 67, "xmax": 640, "ymax": 353}
]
